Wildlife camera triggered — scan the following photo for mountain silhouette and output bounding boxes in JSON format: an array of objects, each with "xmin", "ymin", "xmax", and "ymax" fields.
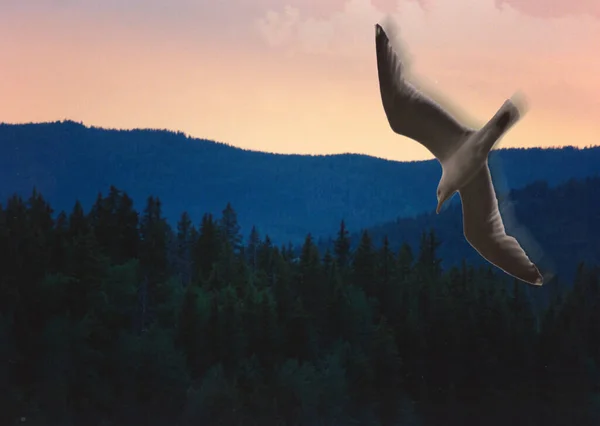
[{"xmin": 1, "ymin": 120, "xmax": 599, "ymax": 243}]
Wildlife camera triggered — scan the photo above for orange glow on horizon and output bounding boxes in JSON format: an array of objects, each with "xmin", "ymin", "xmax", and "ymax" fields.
[{"xmin": 0, "ymin": 0, "xmax": 598, "ymax": 162}]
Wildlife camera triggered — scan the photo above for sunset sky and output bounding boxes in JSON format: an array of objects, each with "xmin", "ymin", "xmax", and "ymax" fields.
[{"xmin": 1, "ymin": 0, "xmax": 599, "ymax": 161}]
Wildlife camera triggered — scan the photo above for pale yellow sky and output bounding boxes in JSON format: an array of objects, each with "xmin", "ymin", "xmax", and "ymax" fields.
[{"xmin": 0, "ymin": 0, "xmax": 598, "ymax": 161}]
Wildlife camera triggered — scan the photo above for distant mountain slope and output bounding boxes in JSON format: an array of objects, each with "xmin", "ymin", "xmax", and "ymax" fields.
[
  {"xmin": 1, "ymin": 120, "xmax": 599, "ymax": 243},
  {"xmin": 337, "ymin": 177, "xmax": 600, "ymax": 292}
]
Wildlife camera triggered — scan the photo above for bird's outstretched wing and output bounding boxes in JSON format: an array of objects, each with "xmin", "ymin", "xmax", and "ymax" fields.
[
  {"xmin": 375, "ymin": 22, "xmax": 474, "ymax": 162},
  {"xmin": 459, "ymin": 164, "xmax": 543, "ymax": 285}
]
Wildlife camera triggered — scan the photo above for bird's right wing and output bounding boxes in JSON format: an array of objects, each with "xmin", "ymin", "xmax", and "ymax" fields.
[
  {"xmin": 459, "ymin": 164, "xmax": 543, "ymax": 286},
  {"xmin": 375, "ymin": 22, "xmax": 474, "ymax": 162}
]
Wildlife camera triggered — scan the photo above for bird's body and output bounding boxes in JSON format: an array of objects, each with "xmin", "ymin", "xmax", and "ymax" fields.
[
  {"xmin": 375, "ymin": 20, "xmax": 544, "ymax": 286},
  {"xmin": 441, "ymin": 134, "xmax": 485, "ymax": 197},
  {"xmin": 438, "ymin": 100, "xmax": 521, "ymax": 206}
]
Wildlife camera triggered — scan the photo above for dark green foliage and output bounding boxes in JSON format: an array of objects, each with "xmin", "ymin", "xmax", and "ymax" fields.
[
  {"xmin": 334, "ymin": 220, "xmax": 351, "ymax": 269},
  {"xmin": 219, "ymin": 202, "xmax": 243, "ymax": 254},
  {"xmin": 175, "ymin": 211, "xmax": 195, "ymax": 286},
  {"xmin": 193, "ymin": 213, "xmax": 220, "ymax": 285},
  {"xmin": 1, "ymin": 186, "xmax": 599, "ymax": 425}
]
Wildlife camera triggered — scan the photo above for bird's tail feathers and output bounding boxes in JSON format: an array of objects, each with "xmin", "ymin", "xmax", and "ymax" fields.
[
  {"xmin": 510, "ymin": 90, "xmax": 529, "ymax": 116},
  {"xmin": 480, "ymin": 93, "xmax": 527, "ymax": 153}
]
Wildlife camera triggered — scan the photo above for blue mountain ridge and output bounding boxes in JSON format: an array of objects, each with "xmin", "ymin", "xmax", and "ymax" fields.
[{"xmin": 1, "ymin": 120, "xmax": 599, "ymax": 244}]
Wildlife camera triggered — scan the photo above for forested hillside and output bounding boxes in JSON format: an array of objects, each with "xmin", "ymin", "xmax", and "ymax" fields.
[
  {"xmin": 314, "ymin": 177, "xmax": 600, "ymax": 301},
  {"xmin": 1, "ymin": 187, "xmax": 599, "ymax": 425},
  {"xmin": 2, "ymin": 120, "xmax": 600, "ymax": 243}
]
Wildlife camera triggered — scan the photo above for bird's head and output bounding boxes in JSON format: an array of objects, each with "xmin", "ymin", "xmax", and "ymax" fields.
[{"xmin": 436, "ymin": 183, "xmax": 452, "ymax": 214}]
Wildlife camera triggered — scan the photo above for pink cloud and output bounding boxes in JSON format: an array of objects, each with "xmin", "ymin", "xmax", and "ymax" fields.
[
  {"xmin": 373, "ymin": 0, "xmax": 430, "ymax": 12},
  {"xmin": 495, "ymin": 0, "xmax": 600, "ymax": 19},
  {"xmin": 238, "ymin": 0, "xmax": 354, "ymax": 18},
  {"xmin": 254, "ymin": 0, "xmax": 432, "ymax": 55},
  {"xmin": 285, "ymin": 0, "xmax": 356, "ymax": 17},
  {"xmin": 243, "ymin": 0, "xmax": 426, "ymax": 18}
]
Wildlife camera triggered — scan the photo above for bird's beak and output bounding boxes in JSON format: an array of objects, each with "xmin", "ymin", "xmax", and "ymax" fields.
[{"xmin": 436, "ymin": 200, "xmax": 442, "ymax": 214}]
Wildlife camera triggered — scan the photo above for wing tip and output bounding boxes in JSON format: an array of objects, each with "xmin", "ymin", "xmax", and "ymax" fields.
[
  {"xmin": 374, "ymin": 16, "xmax": 414, "ymax": 77},
  {"xmin": 374, "ymin": 23, "xmax": 389, "ymax": 55},
  {"xmin": 375, "ymin": 24, "xmax": 387, "ymax": 47},
  {"xmin": 375, "ymin": 15, "xmax": 404, "ymax": 52},
  {"xmin": 530, "ymin": 265, "xmax": 546, "ymax": 286},
  {"xmin": 540, "ymin": 269, "xmax": 555, "ymax": 286},
  {"xmin": 509, "ymin": 90, "xmax": 529, "ymax": 117},
  {"xmin": 377, "ymin": 14, "xmax": 399, "ymax": 35},
  {"xmin": 519, "ymin": 273, "xmax": 543, "ymax": 287}
]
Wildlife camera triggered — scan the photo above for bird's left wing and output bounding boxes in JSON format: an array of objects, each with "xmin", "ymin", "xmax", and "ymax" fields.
[{"xmin": 459, "ymin": 164, "xmax": 543, "ymax": 285}]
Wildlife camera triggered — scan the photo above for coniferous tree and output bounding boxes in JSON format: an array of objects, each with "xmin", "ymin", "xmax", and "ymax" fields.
[
  {"xmin": 376, "ymin": 236, "xmax": 402, "ymax": 327},
  {"xmin": 353, "ymin": 230, "xmax": 377, "ymax": 300},
  {"xmin": 247, "ymin": 225, "xmax": 260, "ymax": 270},
  {"xmin": 138, "ymin": 196, "xmax": 169, "ymax": 327},
  {"xmin": 257, "ymin": 234, "xmax": 274, "ymax": 274},
  {"xmin": 51, "ymin": 211, "xmax": 69, "ymax": 273},
  {"xmin": 586, "ymin": 268, "xmax": 600, "ymax": 367},
  {"xmin": 219, "ymin": 203, "xmax": 242, "ymax": 254},
  {"xmin": 416, "ymin": 229, "xmax": 442, "ymax": 281},
  {"xmin": 297, "ymin": 234, "xmax": 324, "ymax": 325},
  {"xmin": 177, "ymin": 283, "xmax": 212, "ymax": 379},
  {"xmin": 175, "ymin": 211, "xmax": 194, "ymax": 286},
  {"xmin": 68, "ymin": 200, "xmax": 89, "ymax": 239},
  {"xmin": 323, "ymin": 248, "xmax": 333, "ymax": 271},
  {"xmin": 26, "ymin": 188, "xmax": 54, "ymax": 280},
  {"xmin": 89, "ymin": 190, "xmax": 112, "ymax": 255},
  {"xmin": 396, "ymin": 242, "xmax": 414, "ymax": 284},
  {"xmin": 334, "ymin": 220, "xmax": 351, "ymax": 268},
  {"xmin": 1, "ymin": 184, "xmax": 598, "ymax": 426},
  {"xmin": 193, "ymin": 213, "xmax": 220, "ymax": 284},
  {"xmin": 2, "ymin": 196, "xmax": 27, "ymax": 315},
  {"xmin": 0, "ymin": 201, "xmax": 9, "ymax": 314},
  {"xmin": 378, "ymin": 236, "xmax": 395, "ymax": 287},
  {"xmin": 115, "ymin": 191, "xmax": 139, "ymax": 263}
]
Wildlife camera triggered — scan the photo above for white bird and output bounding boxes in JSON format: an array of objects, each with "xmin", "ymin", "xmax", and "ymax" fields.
[{"xmin": 375, "ymin": 20, "xmax": 543, "ymax": 286}]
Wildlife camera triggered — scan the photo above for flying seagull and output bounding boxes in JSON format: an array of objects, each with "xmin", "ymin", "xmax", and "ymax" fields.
[{"xmin": 374, "ymin": 21, "xmax": 543, "ymax": 286}]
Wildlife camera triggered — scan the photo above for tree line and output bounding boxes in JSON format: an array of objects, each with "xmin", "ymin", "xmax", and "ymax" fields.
[{"xmin": 0, "ymin": 185, "xmax": 599, "ymax": 426}]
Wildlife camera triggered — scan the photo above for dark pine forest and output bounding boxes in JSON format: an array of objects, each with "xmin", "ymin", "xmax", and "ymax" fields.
[{"xmin": 1, "ymin": 186, "xmax": 600, "ymax": 426}]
